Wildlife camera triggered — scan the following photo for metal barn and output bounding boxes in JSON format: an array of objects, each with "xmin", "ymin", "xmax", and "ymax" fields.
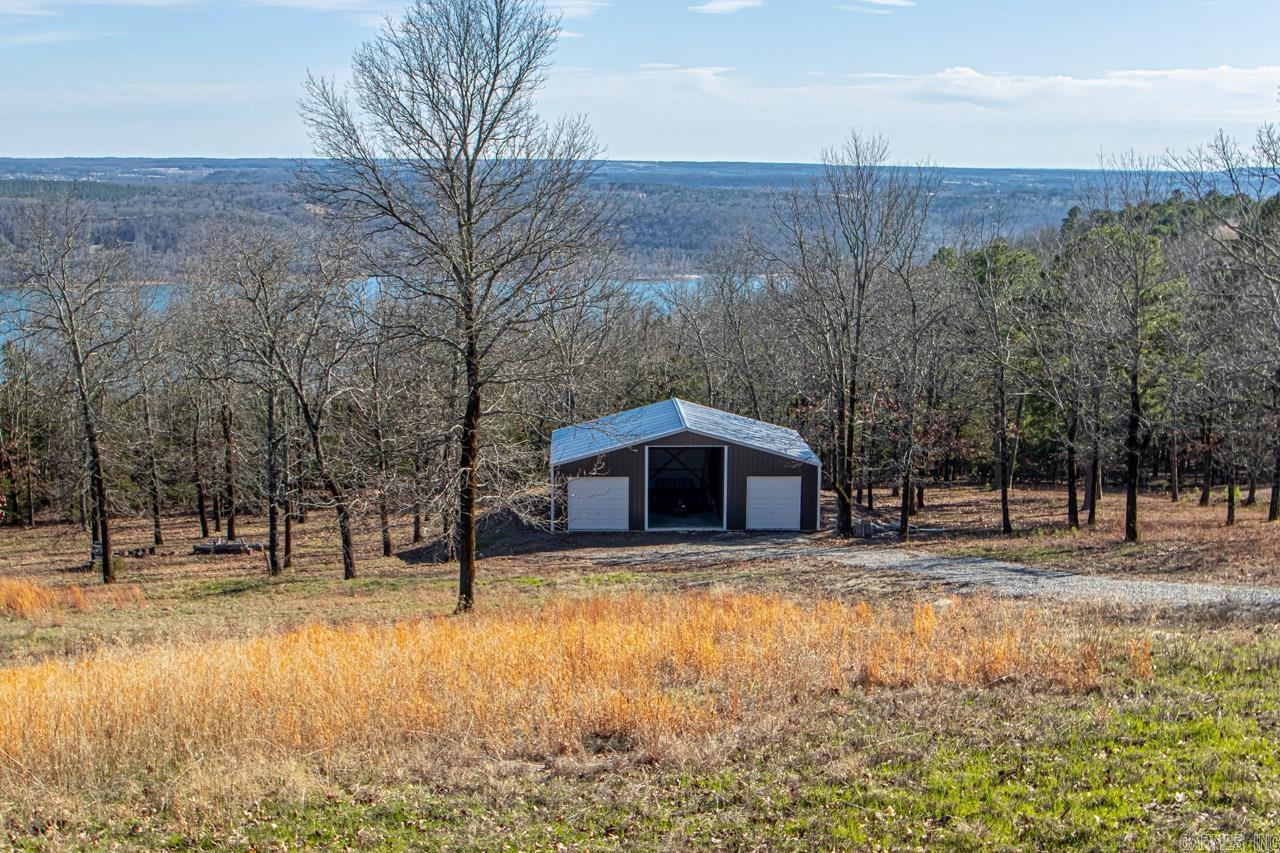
[{"xmin": 550, "ymin": 399, "xmax": 821, "ymax": 533}]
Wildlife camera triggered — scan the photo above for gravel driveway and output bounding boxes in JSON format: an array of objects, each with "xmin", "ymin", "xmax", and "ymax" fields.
[
  {"xmin": 841, "ymin": 549, "xmax": 1280, "ymax": 609},
  {"xmin": 572, "ymin": 537, "xmax": 1280, "ymax": 610}
]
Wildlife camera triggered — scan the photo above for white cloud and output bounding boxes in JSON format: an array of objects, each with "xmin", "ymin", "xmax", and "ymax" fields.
[
  {"xmin": 542, "ymin": 62, "xmax": 1280, "ymax": 166},
  {"xmin": 0, "ymin": 0, "xmax": 609, "ymax": 23},
  {"xmin": 0, "ymin": 0, "xmax": 194, "ymax": 11},
  {"xmin": 0, "ymin": 27, "xmax": 116, "ymax": 43},
  {"xmin": 836, "ymin": 0, "xmax": 914, "ymax": 13},
  {"xmin": 546, "ymin": 0, "xmax": 606, "ymax": 18},
  {"xmin": 690, "ymin": 0, "xmax": 762, "ymax": 13},
  {"xmin": 0, "ymin": 0, "xmax": 399, "ymax": 14}
]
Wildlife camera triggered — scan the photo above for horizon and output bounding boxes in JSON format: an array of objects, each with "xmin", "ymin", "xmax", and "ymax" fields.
[{"xmin": 0, "ymin": 156, "xmax": 1157, "ymax": 173}]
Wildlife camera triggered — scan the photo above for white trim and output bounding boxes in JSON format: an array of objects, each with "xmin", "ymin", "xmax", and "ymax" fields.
[{"xmin": 644, "ymin": 444, "xmax": 728, "ymax": 532}]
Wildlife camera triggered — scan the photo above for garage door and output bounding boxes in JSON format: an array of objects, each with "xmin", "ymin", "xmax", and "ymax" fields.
[
  {"xmin": 567, "ymin": 478, "xmax": 630, "ymax": 531},
  {"xmin": 746, "ymin": 477, "xmax": 802, "ymax": 530}
]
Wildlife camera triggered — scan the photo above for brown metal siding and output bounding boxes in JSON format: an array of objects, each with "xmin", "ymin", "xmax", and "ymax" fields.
[
  {"xmin": 554, "ymin": 444, "xmax": 647, "ymax": 530},
  {"xmin": 554, "ymin": 430, "xmax": 819, "ymax": 532}
]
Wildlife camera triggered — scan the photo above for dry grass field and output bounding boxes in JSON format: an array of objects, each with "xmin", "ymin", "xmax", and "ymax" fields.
[{"xmin": 0, "ymin": 485, "xmax": 1277, "ymax": 849}]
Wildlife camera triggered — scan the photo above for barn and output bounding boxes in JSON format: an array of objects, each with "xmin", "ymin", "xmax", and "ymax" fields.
[{"xmin": 550, "ymin": 399, "xmax": 821, "ymax": 533}]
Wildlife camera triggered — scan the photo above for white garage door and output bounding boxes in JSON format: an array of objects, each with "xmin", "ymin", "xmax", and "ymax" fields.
[
  {"xmin": 746, "ymin": 477, "xmax": 803, "ymax": 531},
  {"xmin": 567, "ymin": 478, "xmax": 630, "ymax": 531}
]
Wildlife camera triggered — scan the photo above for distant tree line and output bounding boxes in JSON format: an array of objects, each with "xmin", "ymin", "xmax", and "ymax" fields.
[{"xmin": 0, "ymin": 0, "xmax": 1277, "ymax": 607}]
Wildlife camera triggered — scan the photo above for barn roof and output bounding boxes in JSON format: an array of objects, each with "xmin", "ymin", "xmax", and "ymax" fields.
[{"xmin": 551, "ymin": 399, "xmax": 820, "ymax": 467}]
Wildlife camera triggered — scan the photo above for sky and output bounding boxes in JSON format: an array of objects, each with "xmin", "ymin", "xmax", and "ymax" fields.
[{"xmin": 1, "ymin": 0, "xmax": 1279, "ymax": 166}]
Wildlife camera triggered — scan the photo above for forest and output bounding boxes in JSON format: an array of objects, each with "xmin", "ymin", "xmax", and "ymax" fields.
[{"xmin": 0, "ymin": 0, "xmax": 1277, "ymax": 616}]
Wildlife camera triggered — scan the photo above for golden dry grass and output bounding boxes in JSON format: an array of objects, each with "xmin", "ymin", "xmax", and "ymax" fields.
[
  {"xmin": 0, "ymin": 578, "xmax": 143, "ymax": 623},
  {"xmin": 0, "ymin": 592, "xmax": 1110, "ymax": 802}
]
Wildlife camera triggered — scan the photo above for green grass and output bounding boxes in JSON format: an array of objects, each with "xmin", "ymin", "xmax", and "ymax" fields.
[
  {"xmin": 951, "ymin": 540, "xmax": 1081, "ymax": 562},
  {"xmin": 28, "ymin": 627, "xmax": 1276, "ymax": 851},
  {"xmin": 583, "ymin": 571, "xmax": 649, "ymax": 587}
]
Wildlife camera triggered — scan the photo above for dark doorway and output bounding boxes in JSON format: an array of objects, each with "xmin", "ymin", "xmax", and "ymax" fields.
[{"xmin": 647, "ymin": 446, "xmax": 725, "ymax": 529}]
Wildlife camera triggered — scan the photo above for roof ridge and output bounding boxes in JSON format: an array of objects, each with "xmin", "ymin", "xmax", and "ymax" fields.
[{"xmin": 672, "ymin": 397, "xmax": 690, "ymax": 430}]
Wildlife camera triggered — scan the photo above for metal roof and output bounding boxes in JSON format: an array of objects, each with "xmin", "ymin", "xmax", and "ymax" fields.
[{"xmin": 551, "ymin": 399, "xmax": 820, "ymax": 467}]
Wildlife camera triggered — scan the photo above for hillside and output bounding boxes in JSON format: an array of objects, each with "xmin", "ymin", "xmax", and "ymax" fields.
[{"xmin": 0, "ymin": 158, "xmax": 1086, "ymax": 275}]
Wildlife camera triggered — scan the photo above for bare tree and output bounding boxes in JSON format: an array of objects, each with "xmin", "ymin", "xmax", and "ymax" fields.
[
  {"xmin": 954, "ymin": 235, "xmax": 1040, "ymax": 535},
  {"xmin": 4, "ymin": 196, "xmax": 129, "ymax": 582},
  {"xmin": 300, "ymin": 0, "xmax": 612, "ymax": 609},
  {"xmin": 766, "ymin": 132, "xmax": 927, "ymax": 536},
  {"xmin": 1077, "ymin": 157, "xmax": 1186, "ymax": 542},
  {"xmin": 1174, "ymin": 127, "xmax": 1280, "ymax": 522}
]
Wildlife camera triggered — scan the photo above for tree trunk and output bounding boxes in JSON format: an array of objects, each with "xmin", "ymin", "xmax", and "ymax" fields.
[
  {"xmin": 915, "ymin": 484, "xmax": 924, "ymax": 512},
  {"xmin": 89, "ymin": 484, "xmax": 100, "ymax": 551},
  {"xmin": 1086, "ymin": 452, "xmax": 1100, "ymax": 527},
  {"xmin": 221, "ymin": 399, "xmax": 237, "ymax": 541},
  {"xmin": 1169, "ymin": 442, "xmax": 1180, "ymax": 503},
  {"xmin": 212, "ymin": 493, "xmax": 222, "ymax": 533},
  {"xmin": 335, "ymin": 500, "xmax": 356, "ymax": 580},
  {"xmin": 1086, "ymin": 383, "xmax": 1101, "ymax": 527},
  {"xmin": 283, "ymin": 503, "xmax": 293, "ymax": 569},
  {"xmin": 996, "ymin": 369, "xmax": 1012, "ymax": 536},
  {"xmin": 78, "ymin": 471, "xmax": 88, "ymax": 532},
  {"xmin": 455, "ymin": 357, "xmax": 482, "ymax": 612},
  {"xmin": 74, "ymin": 358, "xmax": 113, "ymax": 584},
  {"xmin": 377, "ymin": 428, "xmax": 391, "ymax": 558},
  {"xmin": 266, "ymin": 380, "xmax": 281, "ymax": 576},
  {"xmin": 1244, "ymin": 467, "xmax": 1257, "ymax": 507},
  {"xmin": 412, "ymin": 449, "xmax": 424, "ymax": 544},
  {"xmin": 140, "ymin": 391, "xmax": 164, "ymax": 547},
  {"xmin": 1066, "ymin": 411, "xmax": 1080, "ymax": 531},
  {"xmin": 898, "ymin": 467, "xmax": 911, "ymax": 540},
  {"xmin": 1226, "ymin": 458, "xmax": 1237, "ymax": 526},
  {"xmin": 192, "ymin": 409, "xmax": 209, "ymax": 539},
  {"xmin": 1269, "ymin": 435, "xmax": 1280, "ymax": 523},
  {"xmin": 86, "ymin": 413, "xmax": 112, "ymax": 583},
  {"xmin": 23, "ymin": 373, "xmax": 34, "ymax": 528},
  {"xmin": 380, "ymin": 495, "xmax": 392, "ymax": 558},
  {"xmin": 835, "ymin": 390, "xmax": 855, "ymax": 536},
  {"xmin": 1124, "ymin": 364, "xmax": 1140, "ymax": 543},
  {"xmin": 1009, "ymin": 395, "xmax": 1024, "ymax": 489},
  {"xmin": 298, "ymin": 402, "xmax": 356, "ymax": 580},
  {"xmin": 281, "ymin": 417, "xmax": 293, "ymax": 569},
  {"xmin": 1200, "ymin": 422, "xmax": 1213, "ymax": 507}
]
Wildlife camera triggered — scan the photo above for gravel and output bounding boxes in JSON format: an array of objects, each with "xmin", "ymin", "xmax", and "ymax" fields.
[
  {"xmin": 577, "ymin": 537, "xmax": 1280, "ymax": 610},
  {"xmin": 836, "ymin": 549, "xmax": 1280, "ymax": 609}
]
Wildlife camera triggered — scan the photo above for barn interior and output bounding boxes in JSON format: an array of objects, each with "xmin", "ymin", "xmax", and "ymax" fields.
[{"xmin": 647, "ymin": 447, "xmax": 725, "ymax": 529}]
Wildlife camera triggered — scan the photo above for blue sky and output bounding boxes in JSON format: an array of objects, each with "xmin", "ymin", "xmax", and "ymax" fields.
[{"xmin": 2, "ymin": 0, "xmax": 1279, "ymax": 165}]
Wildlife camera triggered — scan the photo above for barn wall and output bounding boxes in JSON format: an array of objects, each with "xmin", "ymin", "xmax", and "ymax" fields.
[
  {"xmin": 554, "ymin": 444, "xmax": 647, "ymax": 530},
  {"xmin": 555, "ymin": 430, "xmax": 819, "ymax": 531}
]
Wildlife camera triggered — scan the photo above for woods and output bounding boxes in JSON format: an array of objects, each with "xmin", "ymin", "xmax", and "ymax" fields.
[{"xmin": 0, "ymin": 0, "xmax": 1278, "ymax": 605}]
